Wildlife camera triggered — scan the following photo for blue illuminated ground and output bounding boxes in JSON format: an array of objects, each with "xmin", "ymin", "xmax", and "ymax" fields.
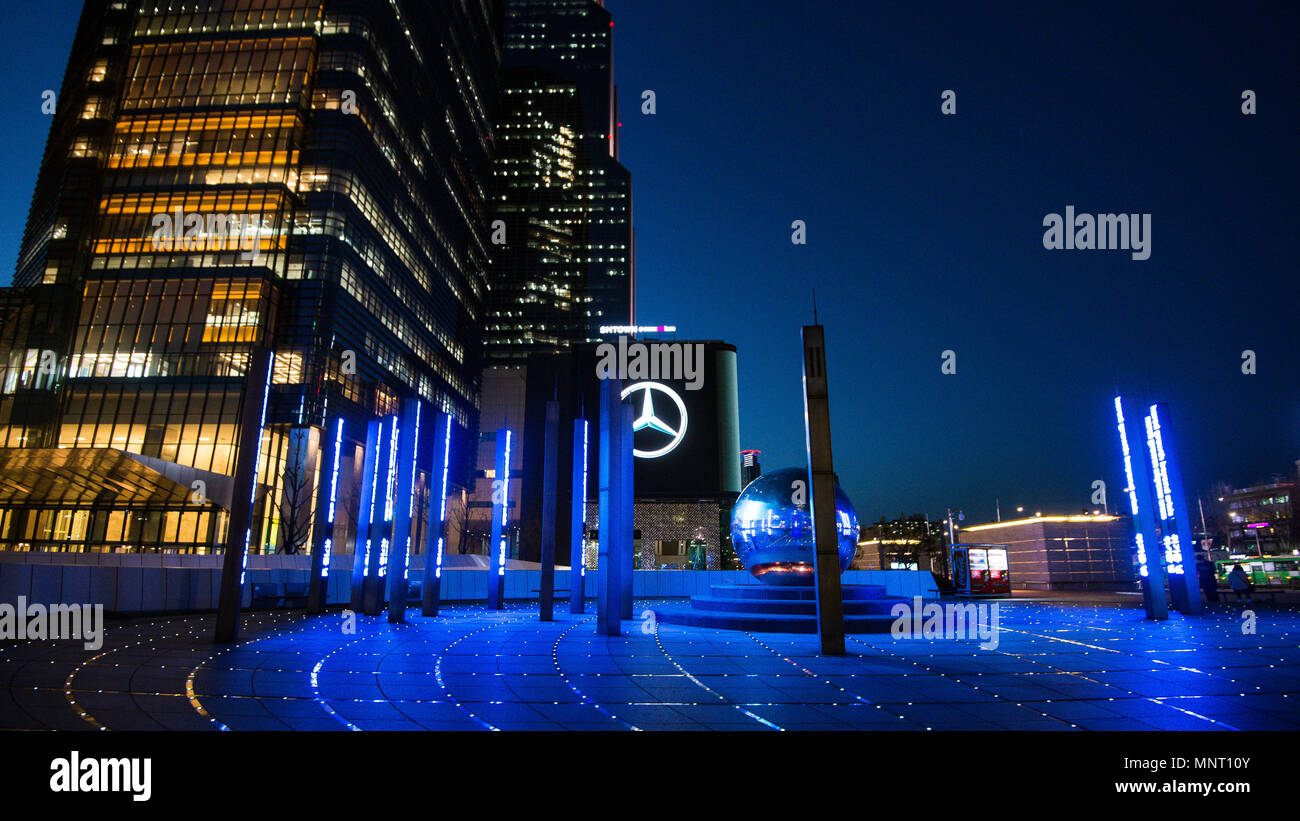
[{"xmin": 2, "ymin": 599, "xmax": 1297, "ymax": 731}]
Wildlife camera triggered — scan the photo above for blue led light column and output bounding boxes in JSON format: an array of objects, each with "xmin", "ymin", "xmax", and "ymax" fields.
[
  {"xmin": 307, "ymin": 418, "xmax": 345, "ymax": 614},
  {"xmin": 618, "ymin": 399, "xmax": 634, "ymax": 621},
  {"xmin": 386, "ymin": 399, "xmax": 422, "ymax": 623},
  {"xmin": 486, "ymin": 427, "xmax": 513, "ymax": 610},
  {"xmin": 1114, "ymin": 396, "xmax": 1168, "ymax": 620},
  {"xmin": 214, "ymin": 347, "xmax": 274, "ymax": 643},
  {"xmin": 597, "ymin": 378, "xmax": 629, "ymax": 636},
  {"xmin": 361, "ymin": 414, "xmax": 400, "ymax": 615},
  {"xmin": 350, "ymin": 419, "xmax": 383, "ymax": 612},
  {"xmin": 1145, "ymin": 403, "xmax": 1203, "ymax": 614},
  {"xmin": 422, "ymin": 411, "xmax": 453, "ymax": 617},
  {"xmin": 569, "ymin": 419, "xmax": 589, "ymax": 615},
  {"xmin": 539, "ymin": 401, "xmax": 559, "ymax": 621}
]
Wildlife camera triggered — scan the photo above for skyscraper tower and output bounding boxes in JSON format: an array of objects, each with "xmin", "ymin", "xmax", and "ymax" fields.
[
  {"xmin": 0, "ymin": 0, "xmax": 502, "ymax": 554},
  {"xmin": 485, "ymin": 0, "xmax": 633, "ymax": 363}
]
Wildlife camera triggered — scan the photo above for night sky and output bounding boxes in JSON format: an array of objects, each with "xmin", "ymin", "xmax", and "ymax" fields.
[{"xmin": 1, "ymin": 1, "xmax": 1296, "ymax": 524}]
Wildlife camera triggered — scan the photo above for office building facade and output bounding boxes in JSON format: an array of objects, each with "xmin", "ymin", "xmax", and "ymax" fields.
[
  {"xmin": 0, "ymin": 0, "xmax": 502, "ymax": 555},
  {"xmin": 1224, "ymin": 477, "xmax": 1296, "ymax": 557},
  {"xmin": 484, "ymin": 0, "xmax": 633, "ymax": 362}
]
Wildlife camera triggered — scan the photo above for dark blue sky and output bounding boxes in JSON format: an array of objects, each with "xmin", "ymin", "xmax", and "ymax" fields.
[
  {"xmin": 1, "ymin": 1, "xmax": 1295, "ymax": 524},
  {"xmin": 606, "ymin": 0, "xmax": 1298, "ymax": 522}
]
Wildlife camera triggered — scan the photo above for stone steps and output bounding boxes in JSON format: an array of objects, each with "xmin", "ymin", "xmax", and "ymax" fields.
[{"xmin": 652, "ymin": 583, "xmax": 917, "ymax": 634}]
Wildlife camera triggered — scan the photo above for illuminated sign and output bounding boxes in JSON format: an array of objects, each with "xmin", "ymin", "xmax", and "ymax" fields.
[
  {"xmin": 620, "ymin": 381, "xmax": 687, "ymax": 458},
  {"xmin": 599, "ymin": 324, "xmax": 676, "ymax": 334}
]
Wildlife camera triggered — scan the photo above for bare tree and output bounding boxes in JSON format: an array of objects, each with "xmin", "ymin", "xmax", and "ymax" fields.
[{"xmin": 274, "ymin": 456, "xmax": 314, "ymax": 555}]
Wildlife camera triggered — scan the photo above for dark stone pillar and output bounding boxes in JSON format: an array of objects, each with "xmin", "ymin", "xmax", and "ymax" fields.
[
  {"xmin": 539, "ymin": 401, "xmax": 559, "ymax": 620},
  {"xmin": 214, "ymin": 346, "xmax": 274, "ymax": 644},
  {"xmin": 569, "ymin": 419, "xmax": 588, "ymax": 614},
  {"xmin": 801, "ymin": 326, "xmax": 845, "ymax": 655}
]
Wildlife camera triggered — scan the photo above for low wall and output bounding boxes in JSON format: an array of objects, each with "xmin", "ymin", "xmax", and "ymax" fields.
[{"xmin": 0, "ymin": 552, "xmax": 938, "ymax": 614}]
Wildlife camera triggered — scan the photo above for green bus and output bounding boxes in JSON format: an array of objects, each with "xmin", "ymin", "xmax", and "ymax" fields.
[{"xmin": 1215, "ymin": 555, "xmax": 1300, "ymax": 587}]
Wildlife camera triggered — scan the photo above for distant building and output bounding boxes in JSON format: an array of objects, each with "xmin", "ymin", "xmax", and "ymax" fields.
[
  {"xmin": 1225, "ymin": 478, "xmax": 1296, "ymax": 557},
  {"xmin": 740, "ymin": 449, "xmax": 761, "ymax": 489},
  {"xmin": 960, "ymin": 514, "xmax": 1134, "ymax": 590},
  {"xmin": 856, "ymin": 516, "xmax": 946, "ymax": 573},
  {"xmin": 485, "ymin": 0, "xmax": 633, "ymax": 364},
  {"xmin": 471, "ymin": 0, "xmax": 634, "ymax": 551},
  {"xmin": 518, "ymin": 341, "xmax": 741, "ymax": 570}
]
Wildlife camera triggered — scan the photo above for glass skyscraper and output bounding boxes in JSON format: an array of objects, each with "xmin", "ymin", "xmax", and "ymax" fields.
[
  {"xmin": 484, "ymin": 0, "xmax": 633, "ymax": 362},
  {"xmin": 0, "ymin": 0, "xmax": 502, "ymax": 554}
]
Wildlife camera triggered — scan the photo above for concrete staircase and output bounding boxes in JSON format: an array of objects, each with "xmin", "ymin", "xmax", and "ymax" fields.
[{"xmin": 652, "ymin": 583, "xmax": 915, "ymax": 633}]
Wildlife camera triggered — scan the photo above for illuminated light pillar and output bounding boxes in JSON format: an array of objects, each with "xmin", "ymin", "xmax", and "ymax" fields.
[
  {"xmin": 214, "ymin": 347, "xmax": 274, "ymax": 643},
  {"xmin": 1114, "ymin": 396, "xmax": 1169, "ymax": 620},
  {"xmin": 801, "ymin": 325, "xmax": 845, "ymax": 655},
  {"xmin": 351, "ymin": 420, "xmax": 379, "ymax": 613},
  {"xmin": 539, "ymin": 401, "xmax": 559, "ymax": 621},
  {"xmin": 1145, "ymin": 403, "xmax": 1203, "ymax": 615},
  {"xmin": 569, "ymin": 419, "xmax": 589, "ymax": 615},
  {"xmin": 486, "ymin": 427, "xmax": 512, "ymax": 610},
  {"xmin": 386, "ymin": 399, "xmax": 422, "ymax": 623},
  {"xmin": 350, "ymin": 419, "xmax": 383, "ymax": 612},
  {"xmin": 619, "ymin": 399, "xmax": 634, "ymax": 621},
  {"xmin": 422, "ymin": 411, "xmax": 453, "ymax": 617},
  {"xmin": 597, "ymin": 378, "xmax": 631, "ymax": 636},
  {"xmin": 307, "ymin": 417, "xmax": 344, "ymax": 614},
  {"xmin": 362, "ymin": 414, "xmax": 400, "ymax": 615}
]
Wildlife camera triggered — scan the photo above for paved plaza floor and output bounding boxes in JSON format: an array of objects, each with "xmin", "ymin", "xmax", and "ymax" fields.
[{"xmin": 2, "ymin": 598, "xmax": 1297, "ymax": 731}]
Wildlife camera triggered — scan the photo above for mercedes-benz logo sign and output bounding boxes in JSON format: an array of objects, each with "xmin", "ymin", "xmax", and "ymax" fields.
[{"xmin": 620, "ymin": 381, "xmax": 688, "ymax": 459}]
